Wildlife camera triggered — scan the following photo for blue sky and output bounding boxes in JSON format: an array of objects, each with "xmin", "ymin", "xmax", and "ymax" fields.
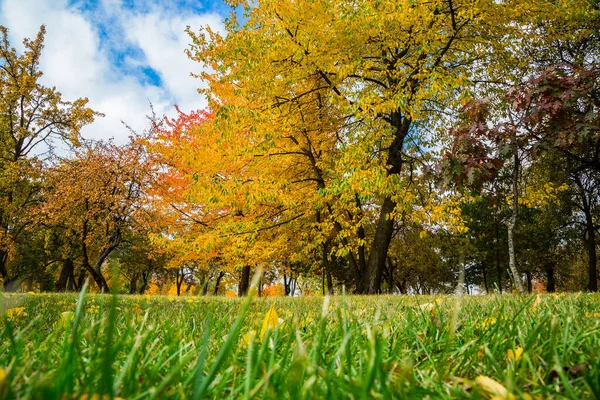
[{"xmin": 0, "ymin": 0, "xmax": 229, "ymax": 142}]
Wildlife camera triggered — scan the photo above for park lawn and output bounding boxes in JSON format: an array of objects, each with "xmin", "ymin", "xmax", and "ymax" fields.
[{"xmin": 0, "ymin": 291, "xmax": 599, "ymax": 399}]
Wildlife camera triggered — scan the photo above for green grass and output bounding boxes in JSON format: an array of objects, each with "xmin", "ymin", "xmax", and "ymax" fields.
[{"xmin": 1, "ymin": 290, "xmax": 600, "ymax": 399}]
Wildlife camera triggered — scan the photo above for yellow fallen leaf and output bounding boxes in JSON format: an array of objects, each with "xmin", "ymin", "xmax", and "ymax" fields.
[
  {"xmin": 260, "ymin": 305, "xmax": 279, "ymax": 340},
  {"xmin": 6, "ymin": 307, "xmax": 26, "ymax": 319},
  {"xmin": 507, "ymin": 347, "xmax": 523, "ymax": 361},
  {"xmin": 243, "ymin": 330, "xmax": 256, "ymax": 345},
  {"xmin": 585, "ymin": 312, "xmax": 600, "ymax": 318},
  {"xmin": 474, "ymin": 376, "xmax": 513, "ymax": 399},
  {"xmin": 0, "ymin": 368, "xmax": 7, "ymax": 397},
  {"xmin": 532, "ymin": 295, "xmax": 541, "ymax": 311}
]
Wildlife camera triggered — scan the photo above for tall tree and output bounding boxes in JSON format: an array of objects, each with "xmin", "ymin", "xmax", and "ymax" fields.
[
  {"xmin": 0, "ymin": 25, "xmax": 98, "ymax": 289},
  {"xmin": 187, "ymin": 0, "xmax": 571, "ymax": 293}
]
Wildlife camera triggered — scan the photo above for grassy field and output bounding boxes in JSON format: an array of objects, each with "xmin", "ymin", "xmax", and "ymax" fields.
[{"xmin": 1, "ymin": 289, "xmax": 599, "ymax": 399}]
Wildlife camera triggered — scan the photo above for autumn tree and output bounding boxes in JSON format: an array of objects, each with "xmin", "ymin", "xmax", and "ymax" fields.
[
  {"xmin": 0, "ymin": 25, "xmax": 98, "ymax": 289},
  {"xmin": 183, "ymin": 0, "xmax": 592, "ymax": 293},
  {"xmin": 42, "ymin": 139, "xmax": 150, "ymax": 292}
]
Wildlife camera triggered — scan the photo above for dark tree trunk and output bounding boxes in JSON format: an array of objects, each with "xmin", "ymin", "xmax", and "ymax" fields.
[
  {"xmin": 80, "ymin": 215, "xmax": 113, "ymax": 292},
  {"xmin": 81, "ymin": 257, "xmax": 109, "ymax": 292},
  {"xmin": 359, "ymin": 197, "xmax": 395, "ymax": 294},
  {"xmin": 0, "ymin": 249, "xmax": 20, "ymax": 292},
  {"xmin": 396, "ymin": 279, "xmax": 406, "ymax": 295},
  {"xmin": 283, "ymin": 274, "xmax": 290, "ymax": 296},
  {"xmin": 129, "ymin": 273, "xmax": 138, "ymax": 294},
  {"xmin": 576, "ymin": 174, "xmax": 598, "ymax": 292},
  {"xmin": 322, "ymin": 243, "xmax": 334, "ymax": 295},
  {"xmin": 139, "ymin": 268, "xmax": 151, "ymax": 294},
  {"xmin": 586, "ymin": 225, "xmax": 598, "ymax": 292},
  {"xmin": 357, "ymin": 114, "xmax": 410, "ymax": 294},
  {"xmin": 176, "ymin": 267, "xmax": 184, "ymax": 296},
  {"xmin": 387, "ymin": 257, "xmax": 396, "ymax": 294},
  {"xmin": 77, "ymin": 269, "xmax": 87, "ymax": 290},
  {"xmin": 67, "ymin": 266, "xmax": 76, "ymax": 291},
  {"xmin": 213, "ymin": 271, "xmax": 224, "ymax": 296},
  {"xmin": 0, "ymin": 249, "xmax": 9, "ymax": 287},
  {"xmin": 495, "ymin": 221, "xmax": 502, "ymax": 294},
  {"xmin": 525, "ymin": 270, "xmax": 532, "ymax": 294},
  {"xmin": 545, "ymin": 262, "xmax": 556, "ymax": 293},
  {"xmin": 238, "ymin": 265, "xmax": 250, "ymax": 296},
  {"xmin": 55, "ymin": 258, "xmax": 74, "ymax": 292}
]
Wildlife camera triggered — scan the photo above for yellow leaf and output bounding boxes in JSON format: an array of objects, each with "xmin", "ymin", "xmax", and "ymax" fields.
[
  {"xmin": 260, "ymin": 305, "xmax": 279, "ymax": 340},
  {"xmin": 243, "ymin": 329, "xmax": 256, "ymax": 345},
  {"xmin": 6, "ymin": 307, "xmax": 26, "ymax": 319},
  {"xmin": 60, "ymin": 311, "xmax": 74, "ymax": 325},
  {"xmin": 531, "ymin": 295, "xmax": 541, "ymax": 311},
  {"xmin": 507, "ymin": 347, "xmax": 523, "ymax": 361},
  {"xmin": 0, "ymin": 368, "xmax": 7, "ymax": 397},
  {"xmin": 474, "ymin": 376, "xmax": 512, "ymax": 399}
]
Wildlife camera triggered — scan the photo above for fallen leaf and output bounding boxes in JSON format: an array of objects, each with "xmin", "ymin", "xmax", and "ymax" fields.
[
  {"xmin": 260, "ymin": 305, "xmax": 280, "ymax": 340},
  {"xmin": 474, "ymin": 376, "xmax": 513, "ymax": 399},
  {"xmin": 507, "ymin": 347, "xmax": 523, "ymax": 361}
]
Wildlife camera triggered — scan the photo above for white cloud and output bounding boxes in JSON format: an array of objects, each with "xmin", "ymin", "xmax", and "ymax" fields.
[
  {"xmin": 123, "ymin": 11, "xmax": 222, "ymax": 112},
  {"xmin": 0, "ymin": 0, "xmax": 222, "ymax": 143}
]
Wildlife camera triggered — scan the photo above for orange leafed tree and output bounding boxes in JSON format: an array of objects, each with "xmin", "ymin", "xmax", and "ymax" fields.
[{"xmin": 42, "ymin": 139, "xmax": 150, "ymax": 292}]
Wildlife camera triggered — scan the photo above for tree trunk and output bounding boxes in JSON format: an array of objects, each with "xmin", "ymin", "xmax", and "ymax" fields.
[
  {"xmin": 201, "ymin": 279, "xmax": 209, "ymax": 296},
  {"xmin": 129, "ymin": 273, "xmax": 138, "ymax": 294},
  {"xmin": 507, "ymin": 137, "xmax": 525, "ymax": 293},
  {"xmin": 176, "ymin": 267, "xmax": 184, "ymax": 296},
  {"xmin": 322, "ymin": 242, "xmax": 334, "ymax": 295},
  {"xmin": 525, "ymin": 270, "xmax": 532, "ymax": 293},
  {"xmin": 357, "ymin": 114, "xmax": 410, "ymax": 294},
  {"xmin": 586, "ymin": 225, "xmax": 598, "ymax": 292},
  {"xmin": 67, "ymin": 266, "xmax": 76, "ymax": 291},
  {"xmin": 575, "ymin": 174, "xmax": 598, "ymax": 292},
  {"xmin": 387, "ymin": 257, "xmax": 396, "ymax": 294},
  {"xmin": 55, "ymin": 258, "xmax": 74, "ymax": 292},
  {"xmin": 138, "ymin": 266, "xmax": 153, "ymax": 294},
  {"xmin": 396, "ymin": 279, "xmax": 406, "ymax": 295},
  {"xmin": 213, "ymin": 271, "xmax": 224, "ymax": 296},
  {"xmin": 456, "ymin": 248, "xmax": 465, "ymax": 296},
  {"xmin": 77, "ymin": 269, "xmax": 87, "ymax": 290},
  {"xmin": 284, "ymin": 274, "xmax": 290, "ymax": 296},
  {"xmin": 545, "ymin": 262, "xmax": 556, "ymax": 293},
  {"xmin": 81, "ymin": 257, "xmax": 109, "ymax": 292},
  {"xmin": 80, "ymin": 215, "xmax": 112, "ymax": 292},
  {"xmin": 238, "ymin": 265, "xmax": 250, "ymax": 296},
  {"xmin": 0, "ymin": 249, "xmax": 9, "ymax": 287},
  {"xmin": 0, "ymin": 250, "xmax": 20, "ymax": 292},
  {"xmin": 482, "ymin": 263, "xmax": 489, "ymax": 294},
  {"xmin": 359, "ymin": 197, "xmax": 396, "ymax": 294},
  {"xmin": 495, "ymin": 221, "xmax": 502, "ymax": 294}
]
